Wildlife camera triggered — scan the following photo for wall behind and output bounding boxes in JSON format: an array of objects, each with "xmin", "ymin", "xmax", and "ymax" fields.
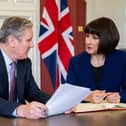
[{"xmin": 86, "ymin": 0, "xmax": 126, "ymax": 48}]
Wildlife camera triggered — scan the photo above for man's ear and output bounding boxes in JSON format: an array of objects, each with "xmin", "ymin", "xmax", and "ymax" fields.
[{"xmin": 7, "ymin": 35, "xmax": 16, "ymax": 48}]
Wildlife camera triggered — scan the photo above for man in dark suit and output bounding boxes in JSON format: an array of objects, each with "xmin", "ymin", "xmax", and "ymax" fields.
[{"xmin": 0, "ymin": 16, "xmax": 50, "ymax": 119}]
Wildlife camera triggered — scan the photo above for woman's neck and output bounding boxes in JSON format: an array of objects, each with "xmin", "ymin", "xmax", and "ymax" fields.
[{"xmin": 90, "ymin": 54, "xmax": 105, "ymax": 67}]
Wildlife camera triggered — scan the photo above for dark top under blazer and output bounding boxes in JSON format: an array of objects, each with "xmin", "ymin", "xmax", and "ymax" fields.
[
  {"xmin": 0, "ymin": 50, "xmax": 50, "ymax": 117},
  {"xmin": 67, "ymin": 49, "xmax": 126, "ymax": 102}
]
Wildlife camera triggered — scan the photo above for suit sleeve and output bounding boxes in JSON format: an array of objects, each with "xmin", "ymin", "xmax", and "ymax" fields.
[
  {"xmin": 23, "ymin": 59, "xmax": 50, "ymax": 104},
  {"xmin": 0, "ymin": 98, "xmax": 20, "ymax": 117}
]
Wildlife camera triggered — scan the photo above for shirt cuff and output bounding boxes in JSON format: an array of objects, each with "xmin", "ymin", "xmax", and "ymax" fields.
[{"xmin": 12, "ymin": 109, "xmax": 17, "ymax": 117}]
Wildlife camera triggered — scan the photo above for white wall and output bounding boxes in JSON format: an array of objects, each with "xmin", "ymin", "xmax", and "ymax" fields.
[{"xmin": 86, "ymin": 0, "xmax": 126, "ymax": 48}]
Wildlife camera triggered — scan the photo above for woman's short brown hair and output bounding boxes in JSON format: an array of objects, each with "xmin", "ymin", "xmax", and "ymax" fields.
[{"xmin": 85, "ymin": 17, "xmax": 120, "ymax": 55}]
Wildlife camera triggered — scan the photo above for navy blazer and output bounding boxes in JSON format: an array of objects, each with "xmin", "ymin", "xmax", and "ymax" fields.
[
  {"xmin": 0, "ymin": 50, "xmax": 50, "ymax": 117},
  {"xmin": 67, "ymin": 50, "xmax": 126, "ymax": 102}
]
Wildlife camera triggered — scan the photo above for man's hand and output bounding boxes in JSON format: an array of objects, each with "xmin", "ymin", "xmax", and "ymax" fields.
[{"xmin": 16, "ymin": 101, "xmax": 48, "ymax": 119}]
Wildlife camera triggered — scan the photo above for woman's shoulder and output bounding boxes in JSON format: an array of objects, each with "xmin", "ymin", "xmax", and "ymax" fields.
[
  {"xmin": 109, "ymin": 49, "xmax": 126, "ymax": 61},
  {"xmin": 113, "ymin": 49, "xmax": 126, "ymax": 56}
]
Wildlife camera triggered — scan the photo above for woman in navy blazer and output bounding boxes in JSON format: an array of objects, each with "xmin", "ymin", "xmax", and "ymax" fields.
[{"xmin": 67, "ymin": 17, "xmax": 126, "ymax": 103}]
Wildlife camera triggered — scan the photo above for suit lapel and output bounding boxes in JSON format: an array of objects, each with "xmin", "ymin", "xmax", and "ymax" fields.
[{"xmin": 0, "ymin": 50, "xmax": 9, "ymax": 99}]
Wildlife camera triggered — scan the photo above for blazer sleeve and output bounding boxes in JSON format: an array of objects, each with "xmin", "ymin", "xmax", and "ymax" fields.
[
  {"xmin": 119, "ymin": 53, "xmax": 126, "ymax": 102},
  {"xmin": 67, "ymin": 58, "xmax": 79, "ymax": 85},
  {"xmin": 0, "ymin": 98, "xmax": 20, "ymax": 117}
]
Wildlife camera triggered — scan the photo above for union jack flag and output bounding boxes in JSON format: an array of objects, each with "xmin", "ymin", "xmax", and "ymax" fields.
[{"xmin": 38, "ymin": 0, "xmax": 74, "ymax": 90}]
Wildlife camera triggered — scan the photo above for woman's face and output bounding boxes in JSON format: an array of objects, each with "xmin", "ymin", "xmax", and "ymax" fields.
[{"xmin": 85, "ymin": 33, "xmax": 100, "ymax": 55}]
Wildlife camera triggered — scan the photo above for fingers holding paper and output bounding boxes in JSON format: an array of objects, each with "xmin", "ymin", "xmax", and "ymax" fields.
[{"xmin": 16, "ymin": 101, "xmax": 48, "ymax": 119}]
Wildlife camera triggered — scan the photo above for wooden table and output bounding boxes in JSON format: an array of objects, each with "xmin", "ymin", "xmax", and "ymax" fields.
[{"xmin": 1, "ymin": 110, "xmax": 126, "ymax": 126}]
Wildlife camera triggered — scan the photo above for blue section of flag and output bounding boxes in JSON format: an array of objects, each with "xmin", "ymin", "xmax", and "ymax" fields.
[
  {"xmin": 61, "ymin": 0, "xmax": 67, "ymax": 12},
  {"xmin": 39, "ymin": 24, "xmax": 47, "ymax": 36},
  {"xmin": 44, "ymin": 51, "xmax": 57, "ymax": 89},
  {"xmin": 61, "ymin": 73, "xmax": 65, "ymax": 84}
]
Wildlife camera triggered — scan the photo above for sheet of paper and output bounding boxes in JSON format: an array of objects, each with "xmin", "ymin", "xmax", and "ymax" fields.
[{"xmin": 46, "ymin": 83, "xmax": 91, "ymax": 116}]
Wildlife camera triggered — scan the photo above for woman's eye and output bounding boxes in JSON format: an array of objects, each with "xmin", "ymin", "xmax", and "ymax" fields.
[{"xmin": 92, "ymin": 35, "xmax": 99, "ymax": 39}]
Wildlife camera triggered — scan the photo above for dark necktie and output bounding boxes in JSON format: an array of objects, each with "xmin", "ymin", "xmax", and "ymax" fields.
[{"xmin": 9, "ymin": 62, "xmax": 16, "ymax": 101}]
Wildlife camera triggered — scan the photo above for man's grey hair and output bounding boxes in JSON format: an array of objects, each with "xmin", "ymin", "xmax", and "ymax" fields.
[{"xmin": 0, "ymin": 16, "xmax": 33, "ymax": 43}]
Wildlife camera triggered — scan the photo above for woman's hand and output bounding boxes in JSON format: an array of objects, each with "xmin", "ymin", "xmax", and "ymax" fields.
[
  {"xmin": 105, "ymin": 92, "xmax": 120, "ymax": 103},
  {"xmin": 85, "ymin": 90, "xmax": 107, "ymax": 104}
]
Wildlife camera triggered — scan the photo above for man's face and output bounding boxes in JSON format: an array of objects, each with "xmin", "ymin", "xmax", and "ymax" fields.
[{"xmin": 14, "ymin": 27, "xmax": 34, "ymax": 60}]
